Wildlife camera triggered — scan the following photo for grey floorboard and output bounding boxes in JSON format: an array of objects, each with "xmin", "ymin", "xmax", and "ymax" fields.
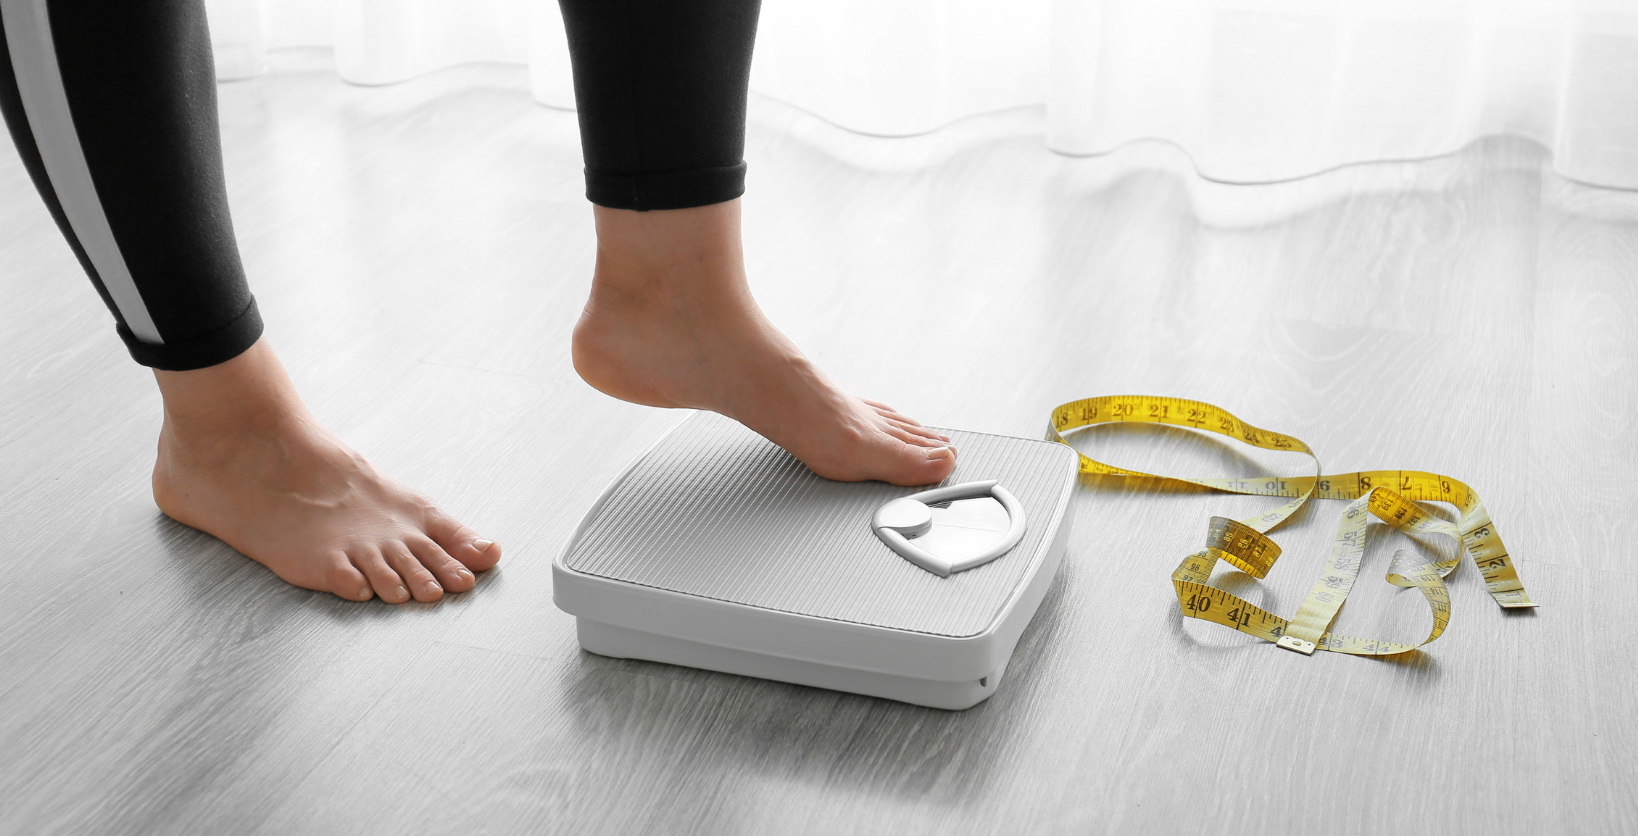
[{"xmin": 1, "ymin": 50, "xmax": 1633, "ymax": 835}]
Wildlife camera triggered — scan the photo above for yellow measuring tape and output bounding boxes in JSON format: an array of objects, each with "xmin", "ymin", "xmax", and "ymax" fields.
[{"xmin": 1046, "ymin": 395, "xmax": 1534, "ymax": 656}]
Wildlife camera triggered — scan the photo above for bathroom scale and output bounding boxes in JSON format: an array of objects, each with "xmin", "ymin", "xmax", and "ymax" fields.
[{"xmin": 553, "ymin": 411, "xmax": 1080, "ymax": 710}]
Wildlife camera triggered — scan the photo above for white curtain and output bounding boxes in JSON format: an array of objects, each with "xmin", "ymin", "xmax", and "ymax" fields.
[{"xmin": 205, "ymin": 0, "xmax": 1638, "ymax": 189}]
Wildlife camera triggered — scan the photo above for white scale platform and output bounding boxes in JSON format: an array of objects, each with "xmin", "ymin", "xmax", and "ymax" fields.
[{"xmin": 553, "ymin": 411, "xmax": 1079, "ymax": 710}]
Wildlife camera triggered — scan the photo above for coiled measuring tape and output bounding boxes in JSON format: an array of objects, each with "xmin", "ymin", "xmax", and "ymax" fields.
[{"xmin": 1046, "ymin": 395, "xmax": 1535, "ymax": 657}]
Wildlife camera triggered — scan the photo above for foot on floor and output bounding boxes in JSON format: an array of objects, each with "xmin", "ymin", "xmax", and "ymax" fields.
[
  {"xmin": 571, "ymin": 200, "xmax": 957, "ymax": 488},
  {"xmin": 150, "ymin": 339, "xmax": 500, "ymax": 603}
]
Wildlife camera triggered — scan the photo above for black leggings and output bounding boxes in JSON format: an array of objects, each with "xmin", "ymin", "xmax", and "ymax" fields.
[{"xmin": 0, "ymin": 0, "xmax": 761, "ymax": 371}]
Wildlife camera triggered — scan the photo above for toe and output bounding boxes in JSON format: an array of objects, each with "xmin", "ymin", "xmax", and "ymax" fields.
[
  {"xmin": 888, "ymin": 419, "xmax": 949, "ymax": 445},
  {"xmin": 426, "ymin": 509, "xmax": 501, "ymax": 572},
  {"xmin": 383, "ymin": 541, "xmax": 444, "ymax": 602},
  {"xmin": 325, "ymin": 551, "xmax": 374, "ymax": 601},
  {"xmin": 883, "ymin": 441, "xmax": 957, "ymax": 487},
  {"xmin": 866, "ymin": 400, "xmax": 915, "ymax": 424},
  {"xmin": 881, "ymin": 422, "xmax": 945, "ymax": 449},
  {"xmin": 866, "ymin": 401, "xmax": 949, "ymax": 441},
  {"xmin": 353, "ymin": 545, "xmax": 411, "ymax": 604},
  {"xmin": 409, "ymin": 537, "xmax": 475, "ymax": 594},
  {"xmin": 862, "ymin": 398, "xmax": 901, "ymax": 416}
]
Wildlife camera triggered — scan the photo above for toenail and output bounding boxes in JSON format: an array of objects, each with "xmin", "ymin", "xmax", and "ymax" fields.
[
  {"xmin": 472, "ymin": 539, "xmax": 494, "ymax": 553},
  {"xmin": 927, "ymin": 447, "xmax": 953, "ymax": 460},
  {"xmin": 394, "ymin": 585, "xmax": 408, "ymax": 600},
  {"xmin": 457, "ymin": 568, "xmax": 474, "ymax": 581}
]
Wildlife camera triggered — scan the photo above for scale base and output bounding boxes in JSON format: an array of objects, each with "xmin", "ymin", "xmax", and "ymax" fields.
[
  {"xmin": 578, "ymin": 619, "xmax": 1009, "ymax": 710},
  {"xmin": 556, "ymin": 412, "xmax": 1079, "ymax": 712}
]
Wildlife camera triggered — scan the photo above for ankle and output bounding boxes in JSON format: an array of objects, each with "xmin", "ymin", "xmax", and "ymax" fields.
[
  {"xmin": 153, "ymin": 339, "xmax": 309, "ymax": 445},
  {"xmin": 589, "ymin": 201, "xmax": 751, "ymax": 308}
]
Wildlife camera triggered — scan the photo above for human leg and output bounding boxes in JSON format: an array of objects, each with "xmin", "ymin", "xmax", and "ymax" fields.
[
  {"xmin": 557, "ymin": 0, "xmax": 957, "ymax": 487},
  {"xmin": 0, "ymin": 0, "xmax": 498, "ymax": 601}
]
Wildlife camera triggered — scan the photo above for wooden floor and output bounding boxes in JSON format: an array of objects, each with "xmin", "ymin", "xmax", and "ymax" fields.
[{"xmin": 2, "ymin": 50, "xmax": 1634, "ymax": 835}]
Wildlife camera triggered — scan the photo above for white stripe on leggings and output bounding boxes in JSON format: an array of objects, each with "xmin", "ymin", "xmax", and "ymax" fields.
[{"xmin": 1, "ymin": 0, "xmax": 163, "ymax": 344}]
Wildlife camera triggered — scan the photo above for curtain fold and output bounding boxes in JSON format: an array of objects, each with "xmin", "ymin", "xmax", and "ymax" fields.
[{"xmin": 204, "ymin": 0, "xmax": 1638, "ymax": 189}]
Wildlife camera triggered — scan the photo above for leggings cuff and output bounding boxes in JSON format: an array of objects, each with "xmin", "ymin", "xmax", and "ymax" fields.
[
  {"xmin": 585, "ymin": 162, "xmax": 747, "ymax": 211},
  {"xmin": 120, "ymin": 296, "xmax": 264, "ymax": 371}
]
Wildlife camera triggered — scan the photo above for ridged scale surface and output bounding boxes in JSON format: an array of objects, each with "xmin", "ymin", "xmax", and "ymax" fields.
[{"xmin": 563, "ymin": 412, "xmax": 1076, "ymax": 637}]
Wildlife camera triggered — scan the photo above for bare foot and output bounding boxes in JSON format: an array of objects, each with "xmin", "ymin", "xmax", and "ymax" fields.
[
  {"xmin": 571, "ymin": 200, "xmax": 957, "ymax": 487},
  {"xmin": 150, "ymin": 339, "xmax": 500, "ymax": 603}
]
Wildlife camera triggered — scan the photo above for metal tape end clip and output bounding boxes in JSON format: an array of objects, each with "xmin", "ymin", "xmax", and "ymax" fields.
[{"xmin": 1276, "ymin": 636, "xmax": 1317, "ymax": 655}]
